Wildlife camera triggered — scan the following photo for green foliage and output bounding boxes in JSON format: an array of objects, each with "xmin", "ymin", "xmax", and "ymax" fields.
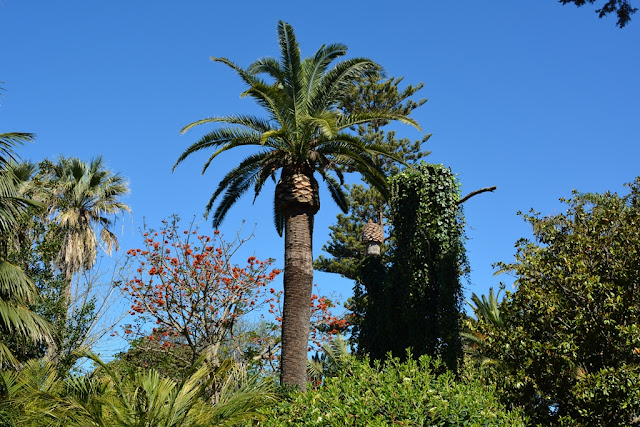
[
  {"xmin": 108, "ymin": 332, "xmax": 194, "ymax": 383},
  {"xmin": 315, "ymin": 73, "xmax": 431, "ymax": 281},
  {"xmin": 471, "ymin": 179, "xmax": 640, "ymax": 425},
  {"xmin": 258, "ymin": 354, "xmax": 526, "ymax": 426},
  {"xmin": 1, "ymin": 354, "xmax": 275, "ymax": 427},
  {"xmin": 461, "ymin": 287, "xmax": 505, "ymax": 368},
  {"xmin": 359, "ymin": 163, "xmax": 468, "ymax": 370},
  {"xmin": 0, "ymin": 131, "xmax": 51, "ymax": 368},
  {"xmin": 558, "ymin": 0, "xmax": 637, "ymax": 27},
  {"xmin": 2, "ymin": 160, "xmax": 113, "ymax": 372},
  {"xmin": 174, "ymin": 22, "xmax": 419, "ymax": 233}
]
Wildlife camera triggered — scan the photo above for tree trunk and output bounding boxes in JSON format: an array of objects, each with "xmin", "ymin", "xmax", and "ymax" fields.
[{"xmin": 280, "ymin": 209, "xmax": 314, "ymax": 391}]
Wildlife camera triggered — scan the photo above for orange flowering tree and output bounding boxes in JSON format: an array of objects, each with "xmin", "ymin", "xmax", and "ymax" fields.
[
  {"xmin": 121, "ymin": 217, "xmax": 280, "ymax": 367},
  {"xmin": 119, "ymin": 216, "xmax": 348, "ymax": 373}
]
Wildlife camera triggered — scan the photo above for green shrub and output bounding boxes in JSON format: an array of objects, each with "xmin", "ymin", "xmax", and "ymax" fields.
[{"xmin": 258, "ymin": 355, "xmax": 526, "ymax": 426}]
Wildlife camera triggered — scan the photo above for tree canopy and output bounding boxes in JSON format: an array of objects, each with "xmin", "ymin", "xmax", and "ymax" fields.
[
  {"xmin": 559, "ymin": 0, "xmax": 637, "ymax": 27},
  {"xmin": 469, "ymin": 179, "xmax": 640, "ymax": 424}
]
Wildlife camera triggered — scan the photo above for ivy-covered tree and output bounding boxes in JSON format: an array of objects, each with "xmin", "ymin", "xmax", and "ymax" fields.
[
  {"xmin": 472, "ymin": 179, "xmax": 640, "ymax": 425},
  {"xmin": 313, "ymin": 75, "xmax": 431, "ymax": 349},
  {"xmin": 359, "ymin": 164, "xmax": 468, "ymax": 371}
]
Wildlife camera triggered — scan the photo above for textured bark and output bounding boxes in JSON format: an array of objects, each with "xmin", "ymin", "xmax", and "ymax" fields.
[
  {"xmin": 275, "ymin": 169, "xmax": 320, "ymax": 215},
  {"xmin": 279, "ymin": 208, "xmax": 314, "ymax": 391}
]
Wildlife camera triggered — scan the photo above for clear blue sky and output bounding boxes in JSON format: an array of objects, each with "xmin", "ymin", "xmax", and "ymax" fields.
[{"xmin": 2, "ymin": 1, "xmax": 639, "ymax": 353}]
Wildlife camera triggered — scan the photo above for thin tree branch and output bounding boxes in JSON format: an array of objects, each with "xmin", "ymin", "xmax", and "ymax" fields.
[{"xmin": 457, "ymin": 186, "xmax": 497, "ymax": 205}]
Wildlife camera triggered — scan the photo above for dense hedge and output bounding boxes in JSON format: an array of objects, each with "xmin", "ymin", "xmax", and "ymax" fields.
[{"xmin": 257, "ymin": 355, "xmax": 526, "ymax": 426}]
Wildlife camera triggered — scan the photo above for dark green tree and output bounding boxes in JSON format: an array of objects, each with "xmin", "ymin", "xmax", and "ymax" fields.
[
  {"xmin": 359, "ymin": 164, "xmax": 468, "ymax": 371},
  {"xmin": 313, "ymin": 75, "xmax": 431, "ymax": 350},
  {"xmin": 173, "ymin": 21, "xmax": 419, "ymax": 390},
  {"xmin": 558, "ymin": 0, "xmax": 637, "ymax": 27},
  {"xmin": 472, "ymin": 179, "xmax": 640, "ymax": 425},
  {"xmin": 315, "ymin": 74, "xmax": 431, "ymax": 281}
]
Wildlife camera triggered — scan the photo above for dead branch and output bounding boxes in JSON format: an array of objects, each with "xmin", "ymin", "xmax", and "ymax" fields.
[{"xmin": 457, "ymin": 186, "xmax": 497, "ymax": 205}]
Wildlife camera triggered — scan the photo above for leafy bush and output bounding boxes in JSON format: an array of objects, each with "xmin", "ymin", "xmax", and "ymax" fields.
[
  {"xmin": 257, "ymin": 354, "xmax": 526, "ymax": 426},
  {"xmin": 469, "ymin": 180, "xmax": 640, "ymax": 425}
]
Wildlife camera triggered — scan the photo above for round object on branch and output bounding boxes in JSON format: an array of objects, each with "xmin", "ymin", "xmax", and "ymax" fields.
[
  {"xmin": 362, "ymin": 219, "xmax": 384, "ymax": 245},
  {"xmin": 363, "ymin": 219, "xmax": 384, "ymax": 256}
]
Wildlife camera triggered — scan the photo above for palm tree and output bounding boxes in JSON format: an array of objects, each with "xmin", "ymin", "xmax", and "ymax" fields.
[
  {"xmin": 1, "ymin": 355, "xmax": 273, "ymax": 427},
  {"xmin": 0, "ymin": 132, "xmax": 51, "ymax": 367},
  {"xmin": 174, "ymin": 21, "xmax": 419, "ymax": 390},
  {"xmin": 462, "ymin": 287, "xmax": 504, "ymax": 366},
  {"xmin": 47, "ymin": 156, "xmax": 130, "ymax": 302}
]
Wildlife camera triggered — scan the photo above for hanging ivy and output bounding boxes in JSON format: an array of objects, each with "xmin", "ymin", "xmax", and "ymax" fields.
[{"xmin": 358, "ymin": 163, "xmax": 468, "ymax": 372}]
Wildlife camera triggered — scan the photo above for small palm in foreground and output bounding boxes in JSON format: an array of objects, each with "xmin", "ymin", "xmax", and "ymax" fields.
[
  {"xmin": 307, "ymin": 334, "xmax": 350, "ymax": 387},
  {"xmin": 174, "ymin": 20, "xmax": 419, "ymax": 390},
  {"xmin": 1, "ymin": 355, "xmax": 273, "ymax": 427}
]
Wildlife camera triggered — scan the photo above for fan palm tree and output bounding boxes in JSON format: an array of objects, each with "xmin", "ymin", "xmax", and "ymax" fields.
[
  {"xmin": 174, "ymin": 21, "xmax": 419, "ymax": 390},
  {"xmin": 47, "ymin": 156, "xmax": 130, "ymax": 303},
  {"xmin": 0, "ymin": 132, "xmax": 51, "ymax": 367}
]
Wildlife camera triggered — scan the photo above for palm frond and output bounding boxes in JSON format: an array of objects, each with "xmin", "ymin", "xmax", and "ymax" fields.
[
  {"xmin": 203, "ymin": 151, "xmax": 272, "ymax": 216},
  {"xmin": 247, "ymin": 56, "xmax": 284, "ymax": 82},
  {"xmin": 302, "ymin": 111, "xmax": 339, "ymax": 139},
  {"xmin": 303, "ymin": 43, "xmax": 348, "ymax": 104},
  {"xmin": 311, "ymin": 58, "xmax": 380, "ymax": 111},
  {"xmin": 180, "ymin": 115, "xmax": 273, "ymax": 135},
  {"xmin": 174, "ymin": 127, "xmax": 264, "ymax": 172},
  {"xmin": 0, "ymin": 297, "xmax": 52, "ymax": 361},
  {"xmin": 337, "ymin": 110, "xmax": 421, "ymax": 132},
  {"xmin": 322, "ymin": 174, "xmax": 348, "ymax": 213},
  {"xmin": 0, "ymin": 259, "xmax": 37, "ymax": 303},
  {"xmin": 277, "ymin": 21, "xmax": 303, "ymax": 107},
  {"xmin": 467, "ymin": 287, "xmax": 503, "ymax": 327},
  {"xmin": 210, "ymin": 56, "xmax": 263, "ymax": 89},
  {"xmin": 206, "ymin": 153, "xmax": 273, "ymax": 227},
  {"xmin": 0, "ymin": 132, "xmax": 35, "ymax": 169},
  {"xmin": 273, "ymin": 204, "xmax": 285, "ymax": 237}
]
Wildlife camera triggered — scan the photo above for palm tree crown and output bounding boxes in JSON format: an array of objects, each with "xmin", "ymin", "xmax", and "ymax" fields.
[
  {"xmin": 174, "ymin": 21, "xmax": 419, "ymax": 233},
  {"xmin": 174, "ymin": 21, "xmax": 420, "ymax": 390},
  {"xmin": 48, "ymin": 156, "xmax": 131, "ymax": 283}
]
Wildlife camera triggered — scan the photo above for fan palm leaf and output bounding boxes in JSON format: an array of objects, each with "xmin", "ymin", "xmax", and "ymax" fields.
[{"xmin": 46, "ymin": 156, "xmax": 130, "ymax": 297}]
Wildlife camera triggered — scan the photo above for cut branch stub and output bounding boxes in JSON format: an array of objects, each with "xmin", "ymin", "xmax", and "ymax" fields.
[{"xmin": 362, "ymin": 219, "xmax": 384, "ymax": 256}]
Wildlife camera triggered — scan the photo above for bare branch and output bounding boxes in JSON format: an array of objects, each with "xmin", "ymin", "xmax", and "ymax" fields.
[{"xmin": 457, "ymin": 186, "xmax": 497, "ymax": 205}]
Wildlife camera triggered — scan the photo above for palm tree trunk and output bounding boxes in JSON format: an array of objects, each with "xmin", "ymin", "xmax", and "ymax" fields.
[{"xmin": 280, "ymin": 209, "xmax": 314, "ymax": 391}]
